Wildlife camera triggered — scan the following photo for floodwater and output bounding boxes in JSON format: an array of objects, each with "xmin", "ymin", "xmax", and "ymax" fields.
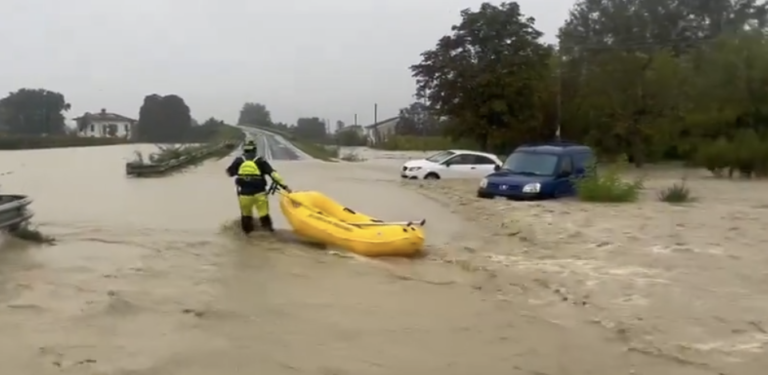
[{"xmin": 0, "ymin": 143, "xmax": 739, "ymax": 374}]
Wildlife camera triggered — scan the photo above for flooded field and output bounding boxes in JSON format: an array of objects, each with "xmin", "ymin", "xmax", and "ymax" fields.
[{"xmin": 0, "ymin": 144, "xmax": 758, "ymax": 374}]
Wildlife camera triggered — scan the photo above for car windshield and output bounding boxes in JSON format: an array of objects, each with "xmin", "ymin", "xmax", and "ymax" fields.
[
  {"xmin": 425, "ymin": 151, "xmax": 455, "ymax": 163},
  {"xmin": 502, "ymin": 152, "xmax": 559, "ymax": 176}
]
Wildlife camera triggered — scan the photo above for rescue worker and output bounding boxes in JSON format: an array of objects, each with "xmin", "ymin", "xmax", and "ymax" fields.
[{"xmin": 225, "ymin": 140, "xmax": 290, "ymax": 233}]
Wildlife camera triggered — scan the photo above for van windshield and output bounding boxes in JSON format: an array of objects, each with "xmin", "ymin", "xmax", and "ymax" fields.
[
  {"xmin": 425, "ymin": 150, "xmax": 455, "ymax": 163},
  {"xmin": 502, "ymin": 152, "xmax": 559, "ymax": 176}
]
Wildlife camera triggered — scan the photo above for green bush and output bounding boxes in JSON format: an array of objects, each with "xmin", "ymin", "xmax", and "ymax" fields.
[
  {"xmin": 575, "ymin": 160, "xmax": 643, "ymax": 203},
  {"xmin": 657, "ymin": 179, "xmax": 695, "ymax": 203},
  {"xmin": 693, "ymin": 129, "xmax": 768, "ymax": 178},
  {"xmin": 293, "ymin": 141, "xmax": 339, "ymax": 161},
  {"xmin": 373, "ymin": 135, "xmax": 479, "ymax": 151},
  {"xmin": 0, "ymin": 135, "xmax": 130, "ymax": 150},
  {"xmin": 131, "ymin": 144, "xmax": 208, "ymax": 165}
]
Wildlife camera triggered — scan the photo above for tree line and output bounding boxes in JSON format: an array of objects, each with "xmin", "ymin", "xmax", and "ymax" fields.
[
  {"xmin": 0, "ymin": 88, "xmax": 232, "ymax": 143},
  {"xmin": 238, "ymin": 102, "xmax": 331, "ymax": 142},
  {"xmin": 242, "ymin": 0, "xmax": 768, "ymax": 177},
  {"xmin": 237, "ymin": 99, "xmax": 447, "ymax": 147},
  {"xmin": 407, "ymin": 0, "xmax": 768, "ymax": 176}
]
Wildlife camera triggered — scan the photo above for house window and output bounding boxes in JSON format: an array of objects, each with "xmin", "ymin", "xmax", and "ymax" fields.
[
  {"xmin": 89, "ymin": 124, "xmax": 94, "ymax": 132},
  {"xmin": 124, "ymin": 124, "xmax": 129, "ymax": 132}
]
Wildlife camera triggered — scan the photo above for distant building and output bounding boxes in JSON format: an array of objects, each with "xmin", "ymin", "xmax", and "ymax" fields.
[
  {"xmin": 364, "ymin": 116, "xmax": 400, "ymax": 144},
  {"xmin": 73, "ymin": 109, "xmax": 136, "ymax": 138}
]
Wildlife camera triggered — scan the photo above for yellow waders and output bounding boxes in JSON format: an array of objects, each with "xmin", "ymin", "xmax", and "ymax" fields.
[{"xmin": 236, "ymin": 158, "xmax": 273, "ymax": 232}]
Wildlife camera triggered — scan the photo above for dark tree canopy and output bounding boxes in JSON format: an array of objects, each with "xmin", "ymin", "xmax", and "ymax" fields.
[
  {"xmin": 553, "ymin": 0, "xmax": 768, "ymax": 167},
  {"xmin": 238, "ymin": 102, "xmax": 272, "ymax": 127},
  {"xmin": 396, "ymin": 102, "xmax": 443, "ymax": 137},
  {"xmin": 136, "ymin": 94, "xmax": 192, "ymax": 142},
  {"xmin": 0, "ymin": 88, "xmax": 71, "ymax": 135},
  {"xmin": 294, "ymin": 117, "xmax": 326, "ymax": 140},
  {"xmin": 410, "ymin": 2, "xmax": 553, "ymax": 153}
]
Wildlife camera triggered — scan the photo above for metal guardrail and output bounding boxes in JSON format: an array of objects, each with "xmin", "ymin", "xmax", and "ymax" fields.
[
  {"xmin": 125, "ymin": 141, "xmax": 239, "ymax": 177},
  {"xmin": 0, "ymin": 195, "xmax": 34, "ymax": 231}
]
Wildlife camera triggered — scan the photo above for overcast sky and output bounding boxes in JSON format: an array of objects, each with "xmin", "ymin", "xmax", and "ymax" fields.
[{"xmin": 0, "ymin": 0, "xmax": 571, "ymax": 126}]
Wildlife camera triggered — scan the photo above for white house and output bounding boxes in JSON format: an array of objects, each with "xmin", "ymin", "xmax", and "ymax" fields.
[{"xmin": 74, "ymin": 109, "xmax": 136, "ymax": 138}]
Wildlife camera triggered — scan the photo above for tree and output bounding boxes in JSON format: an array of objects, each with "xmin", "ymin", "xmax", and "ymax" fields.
[
  {"xmin": 186, "ymin": 117, "xmax": 228, "ymax": 142},
  {"xmin": 556, "ymin": 0, "xmax": 768, "ymax": 166},
  {"xmin": 411, "ymin": 2, "xmax": 553, "ymax": 153},
  {"xmin": 335, "ymin": 128, "xmax": 367, "ymax": 146},
  {"xmin": 0, "ymin": 88, "xmax": 71, "ymax": 135},
  {"xmin": 136, "ymin": 94, "xmax": 192, "ymax": 142},
  {"xmin": 294, "ymin": 117, "xmax": 327, "ymax": 140},
  {"xmin": 238, "ymin": 102, "xmax": 272, "ymax": 127},
  {"xmin": 396, "ymin": 102, "xmax": 443, "ymax": 136},
  {"xmin": 272, "ymin": 122, "xmax": 291, "ymax": 131}
]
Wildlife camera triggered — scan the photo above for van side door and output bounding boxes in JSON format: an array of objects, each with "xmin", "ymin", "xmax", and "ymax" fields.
[{"xmin": 555, "ymin": 155, "xmax": 576, "ymax": 197}]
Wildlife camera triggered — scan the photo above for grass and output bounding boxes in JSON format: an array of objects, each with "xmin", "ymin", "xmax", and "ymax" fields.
[
  {"xmin": 0, "ymin": 135, "xmax": 131, "ymax": 150},
  {"xmin": 575, "ymin": 161, "xmax": 644, "ymax": 203},
  {"xmin": 658, "ymin": 178, "xmax": 696, "ymax": 203},
  {"xmin": 292, "ymin": 141, "xmax": 339, "ymax": 161}
]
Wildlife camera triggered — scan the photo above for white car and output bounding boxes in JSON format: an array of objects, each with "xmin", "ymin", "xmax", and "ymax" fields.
[{"xmin": 401, "ymin": 150, "xmax": 502, "ymax": 180}]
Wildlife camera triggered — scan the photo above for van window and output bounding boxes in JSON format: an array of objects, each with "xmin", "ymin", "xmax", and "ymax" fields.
[
  {"xmin": 559, "ymin": 156, "xmax": 573, "ymax": 173},
  {"xmin": 502, "ymin": 152, "xmax": 559, "ymax": 176},
  {"xmin": 572, "ymin": 152, "xmax": 594, "ymax": 170}
]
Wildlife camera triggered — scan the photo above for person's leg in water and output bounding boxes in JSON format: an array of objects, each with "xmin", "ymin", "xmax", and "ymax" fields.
[
  {"xmin": 254, "ymin": 193, "xmax": 274, "ymax": 231},
  {"xmin": 237, "ymin": 194, "xmax": 257, "ymax": 234}
]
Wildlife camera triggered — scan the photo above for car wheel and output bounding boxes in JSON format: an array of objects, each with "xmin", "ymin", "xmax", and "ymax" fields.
[{"xmin": 423, "ymin": 172, "xmax": 440, "ymax": 180}]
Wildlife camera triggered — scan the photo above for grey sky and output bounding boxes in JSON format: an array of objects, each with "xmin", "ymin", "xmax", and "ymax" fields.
[{"xmin": 0, "ymin": 0, "xmax": 571, "ymax": 126}]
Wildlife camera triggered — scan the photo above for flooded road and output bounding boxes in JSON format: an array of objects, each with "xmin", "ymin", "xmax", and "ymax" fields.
[{"xmin": 0, "ymin": 141, "xmax": 727, "ymax": 374}]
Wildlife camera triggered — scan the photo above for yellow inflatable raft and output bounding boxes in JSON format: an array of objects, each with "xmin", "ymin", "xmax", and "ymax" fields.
[{"xmin": 278, "ymin": 191, "xmax": 425, "ymax": 257}]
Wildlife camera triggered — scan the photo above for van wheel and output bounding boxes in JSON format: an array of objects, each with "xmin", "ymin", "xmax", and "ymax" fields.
[{"xmin": 423, "ymin": 173, "xmax": 440, "ymax": 180}]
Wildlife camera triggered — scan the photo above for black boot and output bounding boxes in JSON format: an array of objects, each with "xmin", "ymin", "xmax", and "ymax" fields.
[
  {"xmin": 240, "ymin": 215, "xmax": 254, "ymax": 234},
  {"xmin": 259, "ymin": 215, "xmax": 274, "ymax": 232}
]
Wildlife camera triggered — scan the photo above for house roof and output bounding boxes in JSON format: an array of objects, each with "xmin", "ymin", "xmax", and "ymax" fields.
[
  {"xmin": 73, "ymin": 109, "xmax": 136, "ymax": 122},
  {"xmin": 364, "ymin": 116, "xmax": 400, "ymax": 129}
]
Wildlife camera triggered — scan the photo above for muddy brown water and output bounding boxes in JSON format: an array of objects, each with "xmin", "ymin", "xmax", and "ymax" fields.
[{"xmin": 0, "ymin": 145, "xmax": 742, "ymax": 374}]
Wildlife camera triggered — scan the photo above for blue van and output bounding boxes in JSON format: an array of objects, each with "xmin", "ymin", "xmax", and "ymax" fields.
[{"xmin": 477, "ymin": 142, "xmax": 594, "ymax": 200}]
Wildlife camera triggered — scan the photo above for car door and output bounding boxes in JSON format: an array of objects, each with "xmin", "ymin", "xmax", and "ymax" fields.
[
  {"xmin": 441, "ymin": 154, "xmax": 476, "ymax": 178},
  {"xmin": 470, "ymin": 154, "xmax": 500, "ymax": 176},
  {"xmin": 554, "ymin": 155, "xmax": 575, "ymax": 197}
]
